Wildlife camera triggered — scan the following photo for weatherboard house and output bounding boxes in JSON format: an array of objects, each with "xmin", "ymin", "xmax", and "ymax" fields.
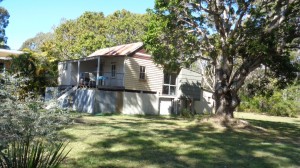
[{"xmin": 55, "ymin": 42, "xmax": 213, "ymax": 115}]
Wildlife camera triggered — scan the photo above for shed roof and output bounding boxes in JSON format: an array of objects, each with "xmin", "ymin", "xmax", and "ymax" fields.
[
  {"xmin": 0, "ymin": 56, "xmax": 12, "ymax": 60},
  {"xmin": 0, "ymin": 49, "xmax": 23, "ymax": 57},
  {"xmin": 88, "ymin": 42, "xmax": 143, "ymax": 57}
]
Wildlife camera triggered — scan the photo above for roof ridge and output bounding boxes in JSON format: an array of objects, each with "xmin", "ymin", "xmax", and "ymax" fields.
[{"xmin": 88, "ymin": 42, "xmax": 144, "ymax": 57}]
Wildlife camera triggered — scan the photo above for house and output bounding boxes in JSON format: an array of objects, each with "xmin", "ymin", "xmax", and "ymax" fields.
[
  {"xmin": 0, "ymin": 49, "xmax": 23, "ymax": 74},
  {"xmin": 56, "ymin": 42, "xmax": 213, "ymax": 115}
]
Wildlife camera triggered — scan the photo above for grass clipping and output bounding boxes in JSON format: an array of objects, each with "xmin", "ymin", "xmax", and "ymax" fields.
[{"xmin": 200, "ymin": 115, "xmax": 267, "ymax": 133}]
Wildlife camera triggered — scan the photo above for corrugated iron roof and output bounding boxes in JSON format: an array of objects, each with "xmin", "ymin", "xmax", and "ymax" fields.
[
  {"xmin": 0, "ymin": 49, "xmax": 23, "ymax": 57},
  {"xmin": 88, "ymin": 42, "xmax": 143, "ymax": 57},
  {"xmin": 0, "ymin": 56, "xmax": 12, "ymax": 60}
]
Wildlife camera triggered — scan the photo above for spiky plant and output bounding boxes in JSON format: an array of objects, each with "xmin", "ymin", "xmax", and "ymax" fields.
[{"xmin": 0, "ymin": 138, "xmax": 70, "ymax": 168}]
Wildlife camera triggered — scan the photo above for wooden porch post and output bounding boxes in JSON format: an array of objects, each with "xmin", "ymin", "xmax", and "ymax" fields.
[
  {"xmin": 96, "ymin": 57, "xmax": 101, "ymax": 86},
  {"xmin": 77, "ymin": 60, "xmax": 81, "ymax": 86}
]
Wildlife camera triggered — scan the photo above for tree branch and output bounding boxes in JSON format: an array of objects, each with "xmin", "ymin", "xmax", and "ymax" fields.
[
  {"xmin": 198, "ymin": 59, "xmax": 214, "ymax": 91},
  {"xmin": 229, "ymin": 57, "xmax": 262, "ymax": 92},
  {"xmin": 230, "ymin": 1, "xmax": 249, "ymax": 39},
  {"xmin": 264, "ymin": 0, "xmax": 296, "ymax": 33},
  {"xmin": 178, "ymin": 17, "xmax": 215, "ymax": 51}
]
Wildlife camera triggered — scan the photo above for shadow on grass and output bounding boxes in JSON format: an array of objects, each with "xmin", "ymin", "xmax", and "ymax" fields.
[
  {"xmin": 60, "ymin": 131, "xmax": 78, "ymax": 141},
  {"xmin": 93, "ymin": 132, "xmax": 190, "ymax": 168},
  {"xmin": 63, "ymin": 116, "xmax": 300, "ymax": 168},
  {"xmin": 247, "ymin": 119, "xmax": 300, "ymax": 135},
  {"xmin": 72, "ymin": 115, "xmax": 181, "ymax": 128}
]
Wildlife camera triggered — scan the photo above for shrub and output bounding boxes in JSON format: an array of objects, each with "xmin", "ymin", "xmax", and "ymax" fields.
[
  {"xmin": 268, "ymin": 99, "xmax": 298, "ymax": 117},
  {"xmin": 0, "ymin": 76, "xmax": 71, "ymax": 167},
  {"xmin": 238, "ymin": 95, "xmax": 261, "ymax": 112},
  {"xmin": 180, "ymin": 108, "xmax": 194, "ymax": 118},
  {"xmin": 238, "ymin": 85, "xmax": 300, "ymax": 117},
  {"xmin": 0, "ymin": 138, "xmax": 70, "ymax": 168},
  {"xmin": 0, "ymin": 98, "xmax": 71, "ymax": 148}
]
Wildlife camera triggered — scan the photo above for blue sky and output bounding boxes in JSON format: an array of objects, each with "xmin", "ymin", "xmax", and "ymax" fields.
[{"xmin": 1, "ymin": 0, "xmax": 154, "ymax": 50}]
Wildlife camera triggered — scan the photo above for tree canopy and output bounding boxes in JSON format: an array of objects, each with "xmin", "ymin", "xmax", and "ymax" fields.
[
  {"xmin": 144, "ymin": 0, "xmax": 300, "ymax": 117},
  {"xmin": 20, "ymin": 32, "xmax": 54, "ymax": 52},
  {"xmin": 0, "ymin": 0, "xmax": 9, "ymax": 49},
  {"xmin": 21, "ymin": 10, "xmax": 150, "ymax": 60}
]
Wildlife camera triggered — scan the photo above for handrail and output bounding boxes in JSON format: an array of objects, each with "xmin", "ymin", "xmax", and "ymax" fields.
[
  {"xmin": 57, "ymin": 86, "xmax": 77, "ymax": 101},
  {"xmin": 79, "ymin": 72, "xmax": 124, "ymax": 87}
]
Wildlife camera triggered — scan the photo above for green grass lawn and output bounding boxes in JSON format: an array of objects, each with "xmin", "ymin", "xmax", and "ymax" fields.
[{"xmin": 60, "ymin": 112, "xmax": 300, "ymax": 168}]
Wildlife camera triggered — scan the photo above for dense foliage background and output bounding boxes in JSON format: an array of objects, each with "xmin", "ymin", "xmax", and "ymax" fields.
[{"xmin": 20, "ymin": 10, "xmax": 150, "ymax": 60}]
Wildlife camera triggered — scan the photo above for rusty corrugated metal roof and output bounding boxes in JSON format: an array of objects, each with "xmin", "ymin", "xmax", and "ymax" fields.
[
  {"xmin": 88, "ymin": 42, "xmax": 143, "ymax": 57},
  {"xmin": 0, "ymin": 49, "xmax": 23, "ymax": 57},
  {"xmin": 0, "ymin": 56, "xmax": 12, "ymax": 60}
]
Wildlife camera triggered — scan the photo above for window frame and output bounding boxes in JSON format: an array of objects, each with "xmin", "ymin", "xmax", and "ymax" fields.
[
  {"xmin": 62, "ymin": 63, "xmax": 68, "ymax": 70},
  {"xmin": 139, "ymin": 66, "xmax": 146, "ymax": 80},
  {"xmin": 162, "ymin": 73, "xmax": 177, "ymax": 95},
  {"xmin": 111, "ymin": 63, "xmax": 116, "ymax": 78},
  {"xmin": 207, "ymin": 97, "xmax": 211, "ymax": 104}
]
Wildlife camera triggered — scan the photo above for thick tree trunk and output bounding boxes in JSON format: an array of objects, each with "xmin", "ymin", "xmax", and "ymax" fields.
[
  {"xmin": 211, "ymin": 33, "xmax": 261, "ymax": 118},
  {"xmin": 213, "ymin": 63, "xmax": 240, "ymax": 118},
  {"xmin": 214, "ymin": 91, "xmax": 238, "ymax": 118}
]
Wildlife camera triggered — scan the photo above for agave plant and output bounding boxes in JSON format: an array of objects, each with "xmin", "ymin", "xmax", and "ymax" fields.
[{"xmin": 0, "ymin": 138, "xmax": 70, "ymax": 168}]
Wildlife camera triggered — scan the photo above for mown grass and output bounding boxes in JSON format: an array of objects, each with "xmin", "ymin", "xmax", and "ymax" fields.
[{"xmin": 60, "ymin": 112, "xmax": 300, "ymax": 168}]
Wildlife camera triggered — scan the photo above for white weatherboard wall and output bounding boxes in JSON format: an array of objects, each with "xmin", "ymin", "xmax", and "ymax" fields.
[
  {"xmin": 73, "ymin": 89, "xmax": 123, "ymax": 114},
  {"xmin": 194, "ymin": 101, "xmax": 202, "ymax": 114},
  {"xmin": 71, "ymin": 89, "xmax": 158, "ymax": 114},
  {"xmin": 59, "ymin": 89, "xmax": 214, "ymax": 115},
  {"xmin": 70, "ymin": 62, "xmax": 78, "ymax": 86},
  {"xmin": 73, "ymin": 89, "xmax": 96, "ymax": 113},
  {"xmin": 60, "ymin": 88, "xmax": 213, "ymax": 115},
  {"xmin": 194, "ymin": 90, "xmax": 213, "ymax": 114},
  {"xmin": 58, "ymin": 62, "xmax": 72, "ymax": 86},
  {"xmin": 177, "ymin": 68, "xmax": 202, "ymax": 100},
  {"xmin": 124, "ymin": 57, "xmax": 163, "ymax": 93},
  {"xmin": 122, "ymin": 92, "xmax": 159, "ymax": 115},
  {"xmin": 102, "ymin": 57, "xmax": 125, "ymax": 75},
  {"xmin": 58, "ymin": 62, "xmax": 78, "ymax": 86},
  {"xmin": 94, "ymin": 90, "xmax": 122, "ymax": 113}
]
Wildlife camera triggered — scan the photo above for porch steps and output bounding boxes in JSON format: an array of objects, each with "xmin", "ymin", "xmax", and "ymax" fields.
[
  {"xmin": 45, "ymin": 86, "xmax": 78, "ymax": 109},
  {"xmin": 57, "ymin": 85, "xmax": 78, "ymax": 102},
  {"xmin": 57, "ymin": 86, "xmax": 73, "ymax": 98}
]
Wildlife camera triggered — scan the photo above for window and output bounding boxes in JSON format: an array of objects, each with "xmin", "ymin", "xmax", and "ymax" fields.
[
  {"xmin": 139, "ymin": 66, "xmax": 146, "ymax": 80},
  {"xmin": 62, "ymin": 63, "xmax": 68, "ymax": 70},
  {"xmin": 162, "ymin": 73, "xmax": 177, "ymax": 95},
  {"xmin": 0, "ymin": 63, "xmax": 4, "ymax": 73},
  {"xmin": 111, "ymin": 63, "xmax": 116, "ymax": 77}
]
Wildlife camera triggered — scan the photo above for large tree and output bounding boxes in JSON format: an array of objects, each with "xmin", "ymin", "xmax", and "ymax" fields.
[
  {"xmin": 53, "ymin": 10, "xmax": 150, "ymax": 60},
  {"xmin": 0, "ymin": 0, "xmax": 9, "ymax": 49},
  {"xmin": 54, "ymin": 12, "xmax": 107, "ymax": 59},
  {"xmin": 144, "ymin": 0, "xmax": 300, "ymax": 118},
  {"xmin": 19, "ymin": 32, "xmax": 54, "ymax": 51},
  {"xmin": 106, "ymin": 9, "xmax": 150, "ymax": 46},
  {"xmin": 20, "ymin": 10, "xmax": 150, "ymax": 61}
]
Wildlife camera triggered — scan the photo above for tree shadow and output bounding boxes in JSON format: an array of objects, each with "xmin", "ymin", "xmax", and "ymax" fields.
[
  {"xmin": 183, "ymin": 119, "xmax": 300, "ymax": 167},
  {"xmin": 59, "ymin": 131, "xmax": 78, "ymax": 141},
  {"xmin": 245, "ymin": 119, "xmax": 300, "ymax": 146},
  {"xmin": 93, "ymin": 131, "xmax": 190, "ymax": 167},
  {"xmin": 62, "ymin": 116, "xmax": 300, "ymax": 168}
]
